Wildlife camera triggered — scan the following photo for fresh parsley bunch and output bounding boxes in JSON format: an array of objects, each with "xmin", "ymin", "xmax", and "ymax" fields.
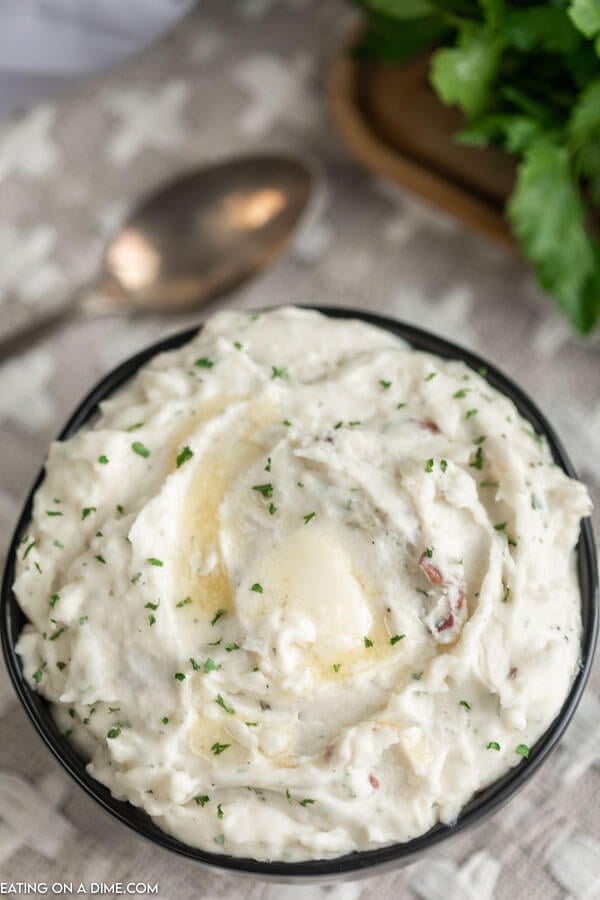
[{"xmin": 354, "ymin": 0, "xmax": 600, "ymax": 332}]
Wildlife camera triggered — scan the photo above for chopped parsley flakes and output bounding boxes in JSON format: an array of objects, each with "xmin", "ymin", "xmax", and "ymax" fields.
[
  {"xmin": 252, "ymin": 483, "xmax": 273, "ymax": 498},
  {"xmin": 32, "ymin": 662, "xmax": 47, "ymax": 683},
  {"xmin": 516, "ymin": 744, "xmax": 530, "ymax": 758},
  {"xmin": 204, "ymin": 658, "xmax": 221, "ymax": 673},
  {"xmin": 466, "ymin": 408, "xmax": 478, "ymax": 419},
  {"xmin": 251, "ymin": 583, "xmax": 263, "ymax": 593},
  {"xmin": 390, "ymin": 634, "xmax": 405, "ymax": 645},
  {"xmin": 425, "ymin": 458, "xmax": 434, "ymax": 473},
  {"xmin": 469, "ymin": 447, "xmax": 484, "ymax": 470},
  {"xmin": 49, "ymin": 593, "xmax": 60, "ymax": 609},
  {"xmin": 147, "ymin": 557, "xmax": 164, "ymax": 567},
  {"xmin": 174, "ymin": 672, "xmax": 186, "ymax": 681},
  {"xmin": 487, "ymin": 741, "xmax": 501, "ymax": 751},
  {"xmin": 211, "ymin": 608, "xmax": 225, "ymax": 626},
  {"xmin": 211, "ymin": 742, "xmax": 231, "ymax": 755},
  {"xmin": 81, "ymin": 507, "xmax": 96, "ymax": 520},
  {"xmin": 303, "ymin": 512, "xmax": 316, "ymax": 524},
  {"xmin": 379, "ymin": 379, "xmax": 391, "ymax": 389},
  {"xmin": 459, "ymin": 700, "xmax": 471, "ymax": 710},
  {"xmin": 225, "ymin": 643, "xmax": 240, "ymax": 652},
  {"xmin": 132, "ymin": 441, "xmax": 150, "ymax": 458},
  {"xmin": 364, "ymin": 636, "xmax": 373, "ymax": 648},
  {"xmin": 271, "ymin": 366, "xmax": 289, "ymax": 380},
  {"xmin": 22, "ymin": 540, "xmax": 36, "ymax": 560},
  {"xmin": 333, "ymin": 663, "xmax": 341, "ymax": 673},
  {"xmin": 98, "ymin": 455, "xmax": 109, "ymax": 464},
  {"xmin": 46, "ymin": 510, "xmax": 63, "ymax": 517},
  {"xmin": 176, "ymin": 596, "xmax": 191, "ymax": 608},
  {"xmin": 107, "ymin": 727, "xmax": 122, "ymax": 739},
  {"xmin": 176, "ymin": 446, "xmax": 194, "ymax": 468},
  {"xmin": 195, "ymin": 357, "xmax": 214, "ymax": 368},
  {"xmin": 195, "ymin": 795, "xmax": 210, "ymax": 806},
  {"xmin": 215, "ymin": 694, "xmax": 235, "ymax": 714}
]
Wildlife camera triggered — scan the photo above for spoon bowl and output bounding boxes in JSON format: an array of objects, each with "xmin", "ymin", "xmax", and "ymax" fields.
[
  {"xmin": 102, "ymin": 155, "xmax": 312, "ymax": 311},
  {"xmin": 0, "ymin": 154, "xmax": 312, "ymax": 359}
]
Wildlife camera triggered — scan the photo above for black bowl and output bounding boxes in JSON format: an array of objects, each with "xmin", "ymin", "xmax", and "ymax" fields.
[{"xmin": 1, "ymin": 306, "xmax": 598, "ymax": 881}]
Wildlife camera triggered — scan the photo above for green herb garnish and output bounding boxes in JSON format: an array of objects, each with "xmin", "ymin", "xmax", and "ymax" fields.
[
  {"xmin": 390, "ymin": 634, "xmax": 405, "ymax": 645},
  {"xmin": 176, "ymin": 596, "xmax": 191, "ymax": 608},
  {"xmin": 195, "ymin": 795, "xmax": 210, "ymax": 806},
  {"xmin": 98, "ymin": 455, "xmax": 109, "ymax": 465},
  {"xmin": 364, "ymin": 636, "xmax": 373, "ymax": 648},
  {"xmin": 195, "ymin": 357, "xmax": 214, "ymax": 368},
  {"xmin": 211, "ymin": 742, "xmax": 231, "ymax": 755},
  {"xmin": 211, "ymin": 608, "xmax": 225, "ymax": 626},
  {"xmin": 215, "ymin": 695, "xmax": 235, "ymax": 714},
  {"xmin": 487, "ymin": 741, "xmax": 501, "ymax": 751},
  {"xmin": 174, "ymin": 672, "xmax": 186, "ymax": 681},
  {"xmin": 32, "ymin": 662, "xmax": 46, "ymax": 683},
  {"xmin": 176, "ymin": 446, "xmax": 194, "ymax": 468},
  {"xmin": 147, "ymin": 557, "xmax": 163, "ymax": 567},
  {"xmin": 459, "ymin": 700, "xmax": 472, "ymax": 710},
  {"xmin": 251, "ymin": 583, "xmax": 263, "ymax": 593},
  {"xmin": 516, "ymin": 744, "xmax": 530, "ymax": 758},
  {"xmin": 132, "ymin": 441, "xmax": 150, "ymax": 458},
  {"xmin": 425, "ymin": 458, "xmax": 434, "ymax": 473},
  {"xmin": 271, "ymin": 366, "xmax": 289, "ymax": 379},
  {"xmin": 204, "ymin": 658, "xmax": 221, "ymax": 673},
  {"xmin": 303, "ymin": 512, "xmax": 316, "ymax": 524},
  {"xmin": 252, "ymin": 483, "xmax": 273, "ymax": 498},
  {"xmin": 469, "ymin": 447, "xmax": 484, "ymax": 469},
  {"xmin": 225, "ymin": 643, "xmax": 240, "ymax": 652}
]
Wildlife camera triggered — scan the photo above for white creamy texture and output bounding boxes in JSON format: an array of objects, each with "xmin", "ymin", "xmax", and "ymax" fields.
[{"xmin": 14, "ymin": 307, "xmax": 592, "ymax": 861}]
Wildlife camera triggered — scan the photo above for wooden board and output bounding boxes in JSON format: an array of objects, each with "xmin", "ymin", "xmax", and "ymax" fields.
[{"xmin": 329, "ymin": 38, "xmax": 517, "ymax": 251}]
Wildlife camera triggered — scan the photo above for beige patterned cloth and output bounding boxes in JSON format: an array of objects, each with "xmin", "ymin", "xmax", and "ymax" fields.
[{"xmin": 0, "ymin": 2, "xmax": 599, "ymax": 898}]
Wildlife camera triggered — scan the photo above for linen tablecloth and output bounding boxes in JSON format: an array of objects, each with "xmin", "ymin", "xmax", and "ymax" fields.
[{"xmin": 0, "ymin": 2, "xmax": 599, "ymax": 898}]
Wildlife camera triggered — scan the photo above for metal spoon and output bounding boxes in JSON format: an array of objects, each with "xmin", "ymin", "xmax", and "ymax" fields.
[{"xmin": 0, "ymin": 154, "xmax": 312, "ymax": 359}]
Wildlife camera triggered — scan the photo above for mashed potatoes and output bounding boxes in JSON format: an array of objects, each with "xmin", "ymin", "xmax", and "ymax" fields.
[{"xmin": 14, "ymin": 307, "xmax": 591, "ymax": 861}]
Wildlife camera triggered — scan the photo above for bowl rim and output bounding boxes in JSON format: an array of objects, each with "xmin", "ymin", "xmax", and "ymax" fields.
[{"xmin": 1, "ymin": 304, "xmax": 598, "ymax": 880}]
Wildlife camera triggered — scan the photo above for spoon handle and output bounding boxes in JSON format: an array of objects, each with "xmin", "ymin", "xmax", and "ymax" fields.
[{"xmin": 0, "ymin": 300, "xmax": 79, "ymax": 362}]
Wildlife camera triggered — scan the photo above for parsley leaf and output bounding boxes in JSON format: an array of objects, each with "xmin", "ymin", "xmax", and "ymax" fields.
[
  {"xmin": 176, "ymin": 446, "xmax": 194, "ymax": 468},
  {"xmin": 211, "ymin": 742, "xmax": 231, "ymax": 755},
  {"xmin": 132, "ymin": 441, "xmax": 150, "ymax": 458},
  {"xmin": 252, "ymin": 483, "xmax": 273, "ymax": 498}
]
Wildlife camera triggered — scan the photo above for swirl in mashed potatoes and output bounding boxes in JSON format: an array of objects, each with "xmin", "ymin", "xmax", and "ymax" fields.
[{"xmin": 14, "ymin": 307, "xmax": 591, "ymax": 861}]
